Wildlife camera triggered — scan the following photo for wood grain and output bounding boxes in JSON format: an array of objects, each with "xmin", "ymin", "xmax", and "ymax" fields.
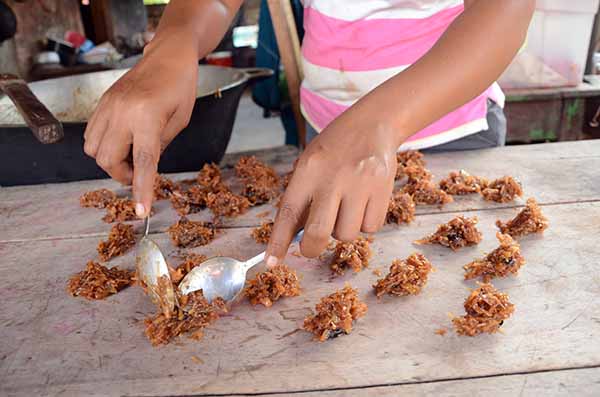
[
  {"xmin": 1, "ymin": 141, "xmax": 599, "ymax": 243},
  {"xmin": 1, "ymin": 202, "xmax": 599, "ymax": 396},
  {"xmin": 299, "ymin": 367, "xmax": 600, "ymax": 397}
]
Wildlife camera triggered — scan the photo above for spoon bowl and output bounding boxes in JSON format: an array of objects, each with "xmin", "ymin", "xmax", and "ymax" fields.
[
  {"xmin": 135, "ymin": 217, "xmax": 176, "ymax": 316},
  {"xmin": 178, "ymin": 256, "xmax": 252, "ymax": 302}
]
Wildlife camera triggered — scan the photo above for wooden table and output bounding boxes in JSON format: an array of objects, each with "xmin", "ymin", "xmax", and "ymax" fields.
[{"xmin": 1, "ymin": 141, "xmax": 600, "ymax": 396}]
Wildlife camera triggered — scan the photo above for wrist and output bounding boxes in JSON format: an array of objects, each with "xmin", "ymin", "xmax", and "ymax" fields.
[{"xmin": 144, "ymin": 27, "xmax": 200, "ymax": 61}]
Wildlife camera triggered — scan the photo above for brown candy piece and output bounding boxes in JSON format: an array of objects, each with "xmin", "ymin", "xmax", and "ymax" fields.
[
  {"xmin": 244, "ymin": 264, "xmax": 301, "ymax": 307},
  {"xmin": 415, "ymin": 216, "xmax": 482, "ymax": 251},
  {"xmin": 452, "ymin": 283, "xmax": 514, "ymax": 337},
  {"xmin": 303, "ymin": 285, "xmax": 367, "ymax": 341},
  {"xmin": 481, "ymin": 176, "xmax": 523, "ymax": 203},
  {"xmin": 330, "ymin": 236, "xmax": 373, "ymax": 275},
  {"xmin": 439, "ymin": 170, "xmax": 488, "ymax": 195},
  {"xmin": 80, "ymin": 188, "xmax": 117, "ymax": 209},
  {"xmin": 251, "ymin": 221, "xmax": 274, "ymax": 244},
  {"xmin": 67, "ymin": 261, "xmax": 134, "ymax": 300},
  {"xmin": 373, "ymin": 253, "xmax": 433, "ymax": 297},
  {"xmin": 386, "ymin": 192, "xmax": 416, "ymax": 224},
  {"xmin": 463, "ymin": 232, "xmax": 525, "ymax": 282},
  {"xmin": 496, "ymin": 197, "xmax": 549, "ymax": 237},
  {"xmin": 167, "ymin": 217, "xmax": 217, "ymax": 248},
  {"xmin": 97, "ymin": 223, "xmax": 135, "ymax": 262}
]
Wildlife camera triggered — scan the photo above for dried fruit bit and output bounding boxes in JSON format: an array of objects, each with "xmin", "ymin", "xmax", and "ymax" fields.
[
  {"xmin": 235, "ymin": 156, "xmax": 280, "ymax": 205},
  {"xmin": 197, "ymin": 163, "xmax": 221, "ymax": 189},
  {"xmin": 206, "ymin": 189, "xmax": 250, "ymax": 218},
  {"xmin": 435, "ymin": 328, "xmax": 447, "ymax": 336},
  {"xmin": 463, "ymin": 232, "xmax": 525, "ymax": 282},
  {"xmin": 144, "ymin": 290, "xmax": 226, "ymax": 346},
  {"xmin": 496, "ymin": 198, "xmax": 549, "ymax": 238},
  {"xmin": 67, "ymin": 261, "xmax": 134, "ymax": 300},
  {"xmin": 303, "ymin": 285, "xmax": 367, "ymax": 341},
  {"xmin": 330, "ymin": 236, "xmax": 373, "ymax": 275},
  {"xmin": 169, "ymin": 253, "xmax": 208, "ymax": 284},
  {"xmin": 241, "ymin": 180, "xmax": 280, "ymax": 206},
  {"xmin": 102, "ymin": 198, "xmax": 138, "ymax": 223},
  {"xmin": 415, "ymin": 216, "xmax": 482, "ymax": 251},
  {"xmin": 402, "ymin": 179, "xmax": 453, "ymax": 206},
  {"xmin": 154, "ymin": 175, "xmax": 178, "ymax": 200},
  {"xmin": 439, "ymin": 170, "xmax": 488, "ymax": 195},
  {"xmin": 168, "ymin": 217, "xmax": 217, "ymax": 248},
  {"xmin": 452, "ymin": 283, "xmax": 514, "ymax": 336},
  {"xmin": 252, "ymin": 221, "xmax": 273, "ymax": 244},
  {"xmin": 244, "ymin": 264, "xmax": 301, "ymax": 307},
  {"xmin": 80, "ymin": 188, "xmax": 116, "ymax": 209},
  {"xmin": 481, "ymin": 176, "xmax": 523, "ymax": 203},
  {"xmin": 386, "ymin": 192, "xmax": 416, "ymax": 224},
  {"xmin": 395, "ymin": 150, "xmax": 425, "ymax": 180},
  {"xmin": 97, "ymin": 223, "xmax": 136, "ymax": 262},
  {"xmin": 373, "ymin": 253, "xmax": 433, "ymax": 297}
]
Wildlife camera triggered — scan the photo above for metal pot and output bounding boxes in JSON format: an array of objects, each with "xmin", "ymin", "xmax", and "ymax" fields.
[{"xmin": 0, "ymin": 65, "xmax": 272, "ymax": 186}]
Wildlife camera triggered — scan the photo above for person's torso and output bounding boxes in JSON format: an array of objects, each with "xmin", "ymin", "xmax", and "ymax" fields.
[{"xmin": 300, "ymin": 0, "xmax": 505, "ymax": 149}]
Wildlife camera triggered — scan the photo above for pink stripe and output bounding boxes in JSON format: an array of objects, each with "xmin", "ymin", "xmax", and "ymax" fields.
[
  {"xmin": 406, "ymin": 94, "xmax": 488, "ymax": 142},
  {"xmin": 302, "ymin": 5, "xmax": 463, "ymax": 71},
  {"xmin": 302, "ymin": 86, "xmax": 490, "ymax": 141},
  {"xmin": 301, "ymin": 86, "xmax": 348, "ymax": 131}
]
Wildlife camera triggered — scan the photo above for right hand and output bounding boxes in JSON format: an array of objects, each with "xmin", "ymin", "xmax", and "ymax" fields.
[{"xmin": 83, "ymin": 36, "xmax": 198, "ymax": 218}]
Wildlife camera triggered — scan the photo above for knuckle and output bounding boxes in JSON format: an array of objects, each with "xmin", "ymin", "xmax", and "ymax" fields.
[
  {"xmin": 83, "ymin": 142, "xmax": 96, "ymax": 157},
  {"xmin": 133, "ymin": 148, "xmax": 157, "ymax": 167},
  {"xmin": 296, "ymin": 148, "xmax": 325, "ymax": 172},
  {"xmin": 299, "ymin": 242, "xmax": 321, "ymax": 258},
  {"xmin": 305, "ymin": 223, "xmax": 330, "ymax": 244},
  {"xmin": 361, "ymin": 222, "xmax": 380, "ymax": 234},
  {"xmin": 333, "ymin": 227, "xmax": 359, "ymax": 243},
  {"xmin": 267, "ymin": 240, "xmax": 286, "ymax": 256},
  {"xmin": 96, "ymin": 154, "xmax": 113, "ymax": 169},
  {"xmin": 277, "ymin": 203, "xmax": 301, "ymax": 224}
]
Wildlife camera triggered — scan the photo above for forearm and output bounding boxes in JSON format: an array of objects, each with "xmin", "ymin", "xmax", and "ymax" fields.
[
  {"xmin": 341, "ymin": 0, "xmax": 535, "ymax": 148},
  {"xmin": 145, "ymin": 0, "xmax": 244, "ymax": 59}
]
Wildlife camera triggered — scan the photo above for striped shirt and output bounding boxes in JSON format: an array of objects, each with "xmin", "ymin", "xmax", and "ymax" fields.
[{"xmin": 300, "ymin": 0, "xmax": 505, "ymax": 150}]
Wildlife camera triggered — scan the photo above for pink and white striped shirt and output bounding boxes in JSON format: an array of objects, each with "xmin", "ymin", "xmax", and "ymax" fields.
[{"xmin": 300, "ymin": 0, "xmax": 505, "ymax": 149}]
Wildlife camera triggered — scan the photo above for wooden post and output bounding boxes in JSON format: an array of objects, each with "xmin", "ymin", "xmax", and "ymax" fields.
[
  {"xmin": 90, "ymin": 0, "xmax": 147, "ymax": 45},
  {"xmin": 266, "ymin": 0, "xmax": 306, "ymax": 148}
]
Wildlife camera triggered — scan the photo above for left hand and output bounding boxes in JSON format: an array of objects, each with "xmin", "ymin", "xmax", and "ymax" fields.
[{"xmin": 265, "ymin": 116, "xmax": 399, "ymax": 265}]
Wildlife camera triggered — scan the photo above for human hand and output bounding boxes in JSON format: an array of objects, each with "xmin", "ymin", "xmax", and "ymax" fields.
[
  {"xmin": 83, "ymin": 35, "xmax": 198, "ymax": 217},
  {"xmin": 266, "ymin": 117, "xmax": 399, "ymax": 265}
]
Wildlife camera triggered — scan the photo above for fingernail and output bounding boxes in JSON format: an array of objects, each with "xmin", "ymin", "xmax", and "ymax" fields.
[
  {"xmin": 135, "ymin": 203, "xmax": 146, "ymax": 217},
  {"xmin": 265, "ymin": 255, "xmax": 278, "ymax": 268}
]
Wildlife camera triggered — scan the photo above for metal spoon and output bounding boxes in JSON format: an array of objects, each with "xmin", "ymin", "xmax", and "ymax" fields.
[
  {"xmin": 178, "ymin": 230, "xmax": 304, "ymax": 303},
  {"xmin": 135, "ymin": 216, "xmax": 176, "ymax": 316}
]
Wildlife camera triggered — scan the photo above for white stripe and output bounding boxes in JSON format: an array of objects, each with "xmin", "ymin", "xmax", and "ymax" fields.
[
  {"xmin": 302, "ymin": 58, "xmax": 409, "ymax": 106},
  {"xmin": 398, "ymin": 118, "xmax": 489, "ymax": 150},
  {"xmin": 302, "ymin": 0, "xmax": 463, "ymax": 21},
  {"xmin": 490, "ymin": 82, "xmax": 506, "ymax": 108}
]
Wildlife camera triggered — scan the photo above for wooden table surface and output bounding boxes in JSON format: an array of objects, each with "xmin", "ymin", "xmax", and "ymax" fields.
[{"xmin": 1, "ymin": 141, "xmax": 599, "ymax": 397}]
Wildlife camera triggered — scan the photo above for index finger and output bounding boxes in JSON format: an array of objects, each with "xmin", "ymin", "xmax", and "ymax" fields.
[
  {"xmin": 132, "ymin": 129, "xmax": 161, "ymax": 218},
  {"xmin": 265, "ymin": 176, "xmax": 310, "ymax": 267}
]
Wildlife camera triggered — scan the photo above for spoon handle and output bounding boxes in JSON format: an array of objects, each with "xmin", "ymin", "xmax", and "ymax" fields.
[
  {"xmin": 242, "ymin": 229, "xmax": 305, "ymax": 272},
  {"xmin": 143, "ymin": 216, "xmax": 150, "ymax": 237}
]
